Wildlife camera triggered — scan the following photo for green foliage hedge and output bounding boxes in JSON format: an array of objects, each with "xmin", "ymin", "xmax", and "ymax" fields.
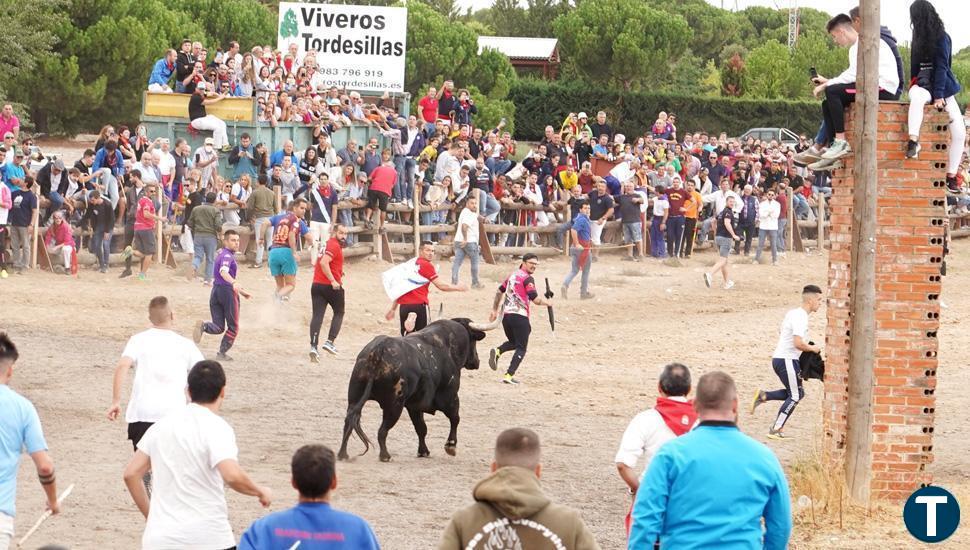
[{"xmin": 508, "ymin": 79, "xmax": 821, "ymax": 141}]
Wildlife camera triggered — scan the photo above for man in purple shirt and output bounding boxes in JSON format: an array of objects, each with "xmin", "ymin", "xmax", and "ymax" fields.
[{"xmin": 194, "ymin": 230, "xmax": 251, "ymax": 360}]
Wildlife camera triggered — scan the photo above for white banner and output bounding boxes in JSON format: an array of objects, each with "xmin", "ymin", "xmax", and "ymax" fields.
[{"xmin": 278, "ymin": 2, "xmax": 407, "ymax": 93}]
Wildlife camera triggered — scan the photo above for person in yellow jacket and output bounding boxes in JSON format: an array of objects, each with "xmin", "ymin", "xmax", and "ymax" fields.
[{"xmin": 438, "ymin": 428, "xmax": 601, "ymax": 550}]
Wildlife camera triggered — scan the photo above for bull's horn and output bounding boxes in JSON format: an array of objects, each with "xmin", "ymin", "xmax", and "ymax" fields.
[{"xmin": 469, "ymin": 318, "xmax": 501, "ymax": 331}]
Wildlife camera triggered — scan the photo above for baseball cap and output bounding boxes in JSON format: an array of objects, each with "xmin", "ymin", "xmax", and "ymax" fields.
[
  {"xmin": 578, "ymin": 112, "xmax": 588, "ymax": 119},
  {"xmin": 3, "ymin": 132, "xmax": 13, "ymax": 139},
  {"xmin": 14, "ymin": 150, "xmax": 24, "ymax": 157},
  {"xmin": 196, "ymin": 81, "xmax": 207, "ymax": 91},
  {"xmin": 204, "ymin": 137, "xmax": 214, "ymax": 145}
]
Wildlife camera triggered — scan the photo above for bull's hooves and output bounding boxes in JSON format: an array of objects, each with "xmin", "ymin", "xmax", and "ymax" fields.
[
  {"xmin": 418, "ymin": 452, "xmax": 431, "ymax": 458},
  {"xmin": 337, "ymin": 453, "xmax": 349, "ymax": 461},
  {"xmin": 445, "ymin": 446, "xmax": 457, "ymax": 456},
  {"xmin": 380, "ymin": 456, "xmax": 392, "ymax": 462}
]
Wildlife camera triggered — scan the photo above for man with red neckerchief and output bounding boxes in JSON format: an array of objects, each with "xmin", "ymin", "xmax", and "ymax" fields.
[{"xmin": 614, "ymin": 363, "xmax": 696, "ymax": 536}]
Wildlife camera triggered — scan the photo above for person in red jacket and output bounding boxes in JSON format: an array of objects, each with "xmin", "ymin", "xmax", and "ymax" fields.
[
  {"xmin": 44, "ymin": 210, "xmax": 76, "ymax": 274},
  {"xmin": 364, "ymin": 157, "xmax": 397, "ymax": 232},
  {"xmin": 417, "ymin": 86, "xmax": 438, "ymax": 137}
]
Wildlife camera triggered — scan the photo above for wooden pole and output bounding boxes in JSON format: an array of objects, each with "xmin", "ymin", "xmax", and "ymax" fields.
[
  {"xmin": 412, "ymin": 183, "xmax": 420, "ymax": 257},
  {"xmin": 787, "ymin": 188, "xmax": 794, "ymax": 252},
  {"xmin": 29, "ymin": 186, "xmax": 40, "ymax": 269},
  {"xmin": 817, "ymin": 194, "xmax": 826, "ymax": 248},
  {"xmin": 844, "ymin": 0, "xmax": 879, "ymax": 506}
]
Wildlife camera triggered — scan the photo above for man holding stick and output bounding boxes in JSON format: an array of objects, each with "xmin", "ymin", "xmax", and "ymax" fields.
[
  {"xmin": 0, "ymin": 333, "xmax": 59, "ymax": 548},
  {"xmin": 488, "ymin": 253, "xmax": 554, "ymax": 385}
]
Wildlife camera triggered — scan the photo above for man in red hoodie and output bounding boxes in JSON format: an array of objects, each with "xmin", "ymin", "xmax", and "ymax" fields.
[
  {"xmin": 614, "ymin": 363, "xmax": 696, "ymax": 534},
  {"xmin": 43, "ymin": 210, "xmax": 76, "ymax": 275}
]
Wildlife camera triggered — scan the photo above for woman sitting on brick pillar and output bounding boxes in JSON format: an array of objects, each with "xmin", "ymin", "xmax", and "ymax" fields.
[{"xmin": 905, "ymin": 0, "xmax": 966, "ymax": 192}]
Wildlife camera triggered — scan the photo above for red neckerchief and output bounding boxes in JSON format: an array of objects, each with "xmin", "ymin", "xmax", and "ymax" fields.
[
  {"xmin": 655, "ymin": 397, "xmax": 696, "ymax": 436},
  {"xmin": 318, "ymin": 185, "xmax": 332, "ymax": 198}
]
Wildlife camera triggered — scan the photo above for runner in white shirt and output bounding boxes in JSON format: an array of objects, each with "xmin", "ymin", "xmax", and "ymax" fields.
[
  {"xmin": 123, "ymin": 360, "xmax": 271, "ymax": 550},
  {"xmin": 614, "ymin": 364, "xmax": 696, "ymax": 533},
  {"xmin": 107, "ymin": 296, "xmax": 204, "ymax": 492},
  {"xmin": 751, "ymin": 285, "xmax": 824, "ymax": 439}
]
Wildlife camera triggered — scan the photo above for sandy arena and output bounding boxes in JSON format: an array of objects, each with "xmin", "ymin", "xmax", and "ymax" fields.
[{"xmin": 3, "ymin": 239, "xmax": 969, "ymax": 549}]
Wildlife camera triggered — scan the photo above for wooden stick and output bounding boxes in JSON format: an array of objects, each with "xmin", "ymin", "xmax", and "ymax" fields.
[
  {"xmin": 17, "ymin": 483, "xmax": 74, "ymax": 548},
  {"xmin": 30, "ymin": 186, "xmax": 40, "ymax": 269}
]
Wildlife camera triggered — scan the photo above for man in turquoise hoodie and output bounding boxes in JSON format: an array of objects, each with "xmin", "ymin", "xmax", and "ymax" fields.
[{"xmin": 629, "ymin": 371, "xmax": 791, "ymax": 550}]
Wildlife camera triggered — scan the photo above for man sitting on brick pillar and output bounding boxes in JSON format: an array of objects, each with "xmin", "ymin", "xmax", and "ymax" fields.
[
  {"xmin": 795, "ymin": 13, "xmax": 901, "ymax": 172},
  {"xmin": 750, "ymin": 284, "xmax": 824, "ymax": 439}
]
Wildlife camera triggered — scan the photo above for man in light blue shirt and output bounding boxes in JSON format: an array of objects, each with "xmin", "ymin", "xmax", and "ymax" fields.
[
  {"xmin": 0, "ymin": 333, "xmax": 59, "ymax": 547},
  {"xmin": 629, "ymin": 371, "xmax": 791, "ymax": 550}
]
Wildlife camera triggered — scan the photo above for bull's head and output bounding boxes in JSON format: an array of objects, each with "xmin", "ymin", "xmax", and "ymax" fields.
[{"xmin": 453, "ymin": 317, "xmax": 500, "ymax": 370}]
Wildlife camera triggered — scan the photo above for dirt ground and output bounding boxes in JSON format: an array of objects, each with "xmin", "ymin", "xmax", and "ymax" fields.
[{"xmin": 3, "ymin": 236, "xmax": 968, "ymax": 550}]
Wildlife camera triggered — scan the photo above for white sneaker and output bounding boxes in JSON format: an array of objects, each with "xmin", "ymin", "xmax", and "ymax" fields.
[
  {"xmin": 322, "ymin": 340, "xmax": 338, "ymax": 355},
  {"xmin": 723, "ymin": 280, "xmax": 735, "ymax": 290},
  {"xmin": 309, "ymin": 347, "xmax": 319, "ymax": 363},
  {"xmin": 821, "ymin": 139, "xmax": 851, "ymax": 160},
  {"xmin": 703, "ymin": 273, "xmax": 712, "ymax": 288}
]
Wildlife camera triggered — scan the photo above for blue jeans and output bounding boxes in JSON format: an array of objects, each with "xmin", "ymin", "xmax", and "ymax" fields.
[
  {"xmin": 193, "ymin": 234, "xmax": 218, "ymax": 280},
  {"xmin": 90, "ymin": 230, "xmax": 112, "ymax": 268},
  {"xmin": 392, "ymin": 155, "xmax": 408, "ymax": 201},
  {"xmin": 563, "ymin": 247, "xmax": 591, "ymax": 295},
  {"xmin": 777, "ymin": 218, "xmax": 788, "ymax": 251},
  {"xmin": 486, "ymin": 157, "xmax": 511, "ymax": 177},
  {"xmin": 755, "ymin": 228, "xmax": 778, "ymax": 263},
  {"xmin": 666, "ymin": 216, "xmax": 686, "ymax": 257},
  {"xmin": 339, "ymin": 209, "xmax": 357, "ymax": 245},
  {"xmin": 793, "ymin": 194, "xmax": 810, "ymax": 219},
  {"xmin": 476, "ymin": 190, "xmax": 500, "ymax": 221},
  {"xmin": 650, "ymin": 217, "xmax": 667, "ymax": 257},
  {"xmin": 555, "ymin": 220, "xmax": 573, "ymax": 249},
  {"xmin": 424, "ymin": 122, "xmax": 437, "ymax": 138},
  {"xmin": 451, "ymin": 242, "xmax": 480, "ymax": 285}
]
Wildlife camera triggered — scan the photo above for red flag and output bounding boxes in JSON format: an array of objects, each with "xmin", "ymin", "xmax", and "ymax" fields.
[{"xmin": 70, "ymin": 247, "xmax": 78, "ymax": 276}]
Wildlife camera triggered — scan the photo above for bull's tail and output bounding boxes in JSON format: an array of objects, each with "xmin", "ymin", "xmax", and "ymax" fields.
[{"xmin": 340, "ymin": 378, "xmax": 374, "ymax": 459}]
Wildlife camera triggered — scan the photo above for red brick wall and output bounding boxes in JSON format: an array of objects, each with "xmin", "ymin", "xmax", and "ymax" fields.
[{"xmin": 822, "ymin": 103, "xmax": 948, "ymax": 502}]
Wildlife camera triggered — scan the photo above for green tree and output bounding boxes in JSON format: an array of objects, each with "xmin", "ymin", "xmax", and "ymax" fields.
[
  {"xmin": 483, "ymin": 0, "xmax": 524, "ymax": 35},
  {"xmin": 173, "ymin": 0, "xmax": 275, "ymax": 49},
  {"xmin": 525, "ymin": 0, "xmax": 567, "ymax": 38},
  {"xmin": 646, "ymin": 0, "xmax": 740, "ymax": 62},
  {"xmin": 743, "ymin": 39, "xmax": 792, "ymax": 99},
  {"xmin": 416, "ymin": 0, "xmax": 461, "ymax": 21},
  {"xmin": 665, "ymin": 50, "xmax": 718, "ymax": 96},
  {"xmin": 405, "ymin": 1, "xmax": 515, "ymax": 97},
  {"xmin": 553, "ymin": 0, "xmax": 691, "ymax": 91},
  {"xmin": 7, "ymin": 0, "xmax": 208, "ymax": 132},
  {"xmin": 0, "ymin": 0, "xmax": 61, "ymax": 104}
]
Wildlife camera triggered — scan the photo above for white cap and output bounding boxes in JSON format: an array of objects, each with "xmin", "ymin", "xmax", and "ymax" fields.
[{"xmin": 578, "ymin": 112, "xmax": 588, "ymax": 119}]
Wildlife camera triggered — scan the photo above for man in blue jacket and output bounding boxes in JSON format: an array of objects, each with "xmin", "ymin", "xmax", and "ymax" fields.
[
  {"xmin": 147, "ymin": 49, "xmax": 176, "ymax": 93},
  {"xmin": 239, "ymin": 444, "xmax": 379, "ymax": 549},
  {"xmin": 629, "ymin": 371, "xmax": 792, "ymax": 550}
]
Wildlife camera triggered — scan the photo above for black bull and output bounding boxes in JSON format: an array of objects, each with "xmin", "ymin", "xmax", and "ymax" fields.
[{"xmin": 337, "ymin": 318, "xmax": 497, "ymax": 462}]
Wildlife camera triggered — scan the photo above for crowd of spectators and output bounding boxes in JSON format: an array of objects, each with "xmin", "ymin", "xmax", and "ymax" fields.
[{"xmin": 3, "ymin": 33, "xmax": 970, "ymax": 281}]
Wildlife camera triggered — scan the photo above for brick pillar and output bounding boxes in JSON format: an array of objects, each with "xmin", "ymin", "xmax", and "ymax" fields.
[{"xmin": 822, "ymin": 103, "xmax": 948, "ymax": 502}]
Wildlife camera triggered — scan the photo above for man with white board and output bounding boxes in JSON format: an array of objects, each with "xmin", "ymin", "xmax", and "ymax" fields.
[{"xmin": 383, "ymin": 241, "xmax": 467, "ymax": 335}]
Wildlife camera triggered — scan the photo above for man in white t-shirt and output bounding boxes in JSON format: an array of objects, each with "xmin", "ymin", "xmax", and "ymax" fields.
[
  {"xmin": 452, "ymin": 195, "xmax": 483, "ymax": 289},
  {"xmin": 124, "ymin": 360, "xmax": 272, "ymax": 549},
  {"xmin": 750, "ymin": 285, "xmax": 823, "ymax": 439},
  {"xmin": 107, "ymin": 296, "xmax": 204, "ymax": 492},
  {"xmin": 614, "ymin": 363, "xmax": 696, "ymax": 534}
]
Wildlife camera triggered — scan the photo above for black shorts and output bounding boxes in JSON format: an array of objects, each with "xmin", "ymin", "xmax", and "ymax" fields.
[
  {"xmin": 128, "ymin": 421, "xmax": 154, "ymax": 452},
  {"xmin": 367, "ymin": 189, "xmax": 390, "ymax": 211},
  {"xmin": 133, "ymin": 229, "xmax": 156, "ymax": 255}
]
